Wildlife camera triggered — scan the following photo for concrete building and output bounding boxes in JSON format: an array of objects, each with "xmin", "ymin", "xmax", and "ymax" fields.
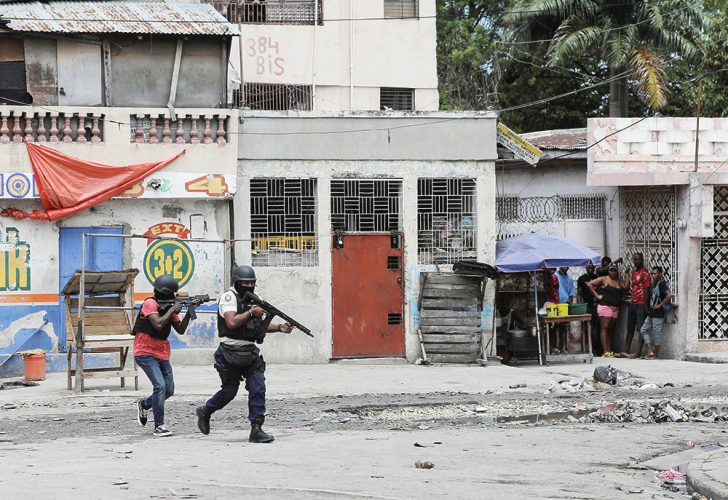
[
  {"xmin": 0, "ymin": 1, "xmax": 239, "ymax": 375},
  {"xmin": 588, "ymin": 117, "xmax": 728, "ymax": 358},
  {"xmin": 208, "ymin": 0, "xmax": 438, "ymax": 111},
  {"xmin": 235, "ymin": 111, "xmax": 497, "ymax": 363}
]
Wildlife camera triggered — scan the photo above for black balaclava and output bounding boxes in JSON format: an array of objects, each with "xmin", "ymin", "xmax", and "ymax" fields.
[{"xmin": 235, "ymin": 282, "xmax": 256, "ymax": 297}]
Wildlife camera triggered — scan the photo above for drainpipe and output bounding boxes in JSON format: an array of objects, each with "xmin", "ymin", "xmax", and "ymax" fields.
[
  {"xmin": 349, "ymin": 0, "xmax": 354, "ymax": 110},
  {"xmin": 167, "ymin": 38, "xmax": 184, "ymax": 120},
  {"xmin": 238, "ymin": 22, "xmax": 245, "ymax": 106}
]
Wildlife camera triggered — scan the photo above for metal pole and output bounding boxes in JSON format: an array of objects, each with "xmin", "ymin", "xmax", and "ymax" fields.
[
  {"xmin": 80, "ymin": 232, "xmax": 86, "ymax": 327},
  {"xmin": 534, "ymin": 271, "xmax": 544, "ymax": 366}
]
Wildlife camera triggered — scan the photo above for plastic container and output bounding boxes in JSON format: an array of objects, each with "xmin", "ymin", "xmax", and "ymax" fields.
[
  {"xmin": 545, "ymin": 303, "xmax": 558, "ymax": 317},
  {"xmin": 23, "ymin": 352, "xmax": 46, "ymax": 381},
  {"xmin": 569, "ymin": 303, "xmax": 588, "ymax": 315},
  {"xmin": 557, "ymin": 304, "xmax": 569, "ymax": 316}
]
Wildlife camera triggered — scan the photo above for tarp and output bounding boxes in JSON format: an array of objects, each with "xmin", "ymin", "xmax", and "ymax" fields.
[
  {"xmin": 1, "ymin": 143, "xmax": 185, "ymax": 221},
  {"xmin": 496, "ymin": 233, "xmax": 601, "ymax": 273}
]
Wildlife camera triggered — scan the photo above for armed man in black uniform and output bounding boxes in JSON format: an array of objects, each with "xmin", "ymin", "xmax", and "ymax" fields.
[{"xmin": 195, "ymin": 265, "xmax": 292, "ymax": 443}]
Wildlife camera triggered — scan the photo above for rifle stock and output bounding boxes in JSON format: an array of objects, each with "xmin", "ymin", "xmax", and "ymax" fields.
[{"xmin": 242, "ymin": 292, "xmax": 314, "ymax": 337}]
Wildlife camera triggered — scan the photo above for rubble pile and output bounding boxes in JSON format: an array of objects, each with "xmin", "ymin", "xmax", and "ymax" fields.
[{"xmin": 584, "ymin": 399, "xmax": 728, "ymax": 424}]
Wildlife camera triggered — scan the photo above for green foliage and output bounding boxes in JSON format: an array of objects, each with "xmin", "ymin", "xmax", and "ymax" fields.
[{"xmin": 504, "ymin": 0, "xmax": 708, "ymax": 115}]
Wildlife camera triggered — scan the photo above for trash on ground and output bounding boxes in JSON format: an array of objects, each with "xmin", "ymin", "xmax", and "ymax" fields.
[
  {"xmin": 415, "ymin": 461, "xmax": 434, "ymax": 469},
  {"xmin": 508, "ymin": 383, "xmax": 527, "ymax": 389}
]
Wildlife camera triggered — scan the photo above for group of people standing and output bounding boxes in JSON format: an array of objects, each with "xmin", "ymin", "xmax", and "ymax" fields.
[
  {"xmin": 577, "ymin": 254, "xmax": 672, "ymax": 359},
  {"xmin": 543, "ymin": 253, "xmax": 673, "ymax": 359}
]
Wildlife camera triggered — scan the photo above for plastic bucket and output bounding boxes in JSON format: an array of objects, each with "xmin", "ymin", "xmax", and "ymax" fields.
[
  {"xmin": 569, "ymin": 303, "xmax": 588, "ymax": 315},
  {"xmin": 557, "ymin": 304, "xmax": 569, "ymax": 316},
  {"xmin": 545, "ymin": 303, "xmax": 558, "ymax": 317},
  {"xmin": 23, "ymin": 353, "xmax": 46, "ymax": 381}
]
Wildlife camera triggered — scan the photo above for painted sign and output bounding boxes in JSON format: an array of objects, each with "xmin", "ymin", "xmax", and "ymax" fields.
[
  {"xmin": 142, "ymin": 223, "xmax": 195, "ymax": 287},
  {"xmin": 0, "ymin": 173, "xmax": 39, "ymax": 199},
  {"xmin": 0, "ymin": 227, "xmax": 30, "ymax": 291},
  {"xmin": 246, "ymin": 36, "xmax": 285, "ymax": 76},
  {"xmin": 0, "ymin": 172, "xmax": 235, "ymax": 199},
  {"xmin": 497, "ymin": 122, "xmax": 543, "ymax": 166}
]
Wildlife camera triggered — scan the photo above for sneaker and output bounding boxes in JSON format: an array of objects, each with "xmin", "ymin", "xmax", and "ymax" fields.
[
  {"xmin": 136, "ymin": 399, "xmax": 148, "ymax": 427},
  {"xmin": 153, "ymin": 425, "xmax": 172, "ymax": 438}
]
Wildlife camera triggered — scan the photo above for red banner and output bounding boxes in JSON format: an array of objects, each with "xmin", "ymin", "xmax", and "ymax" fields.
[{"xmin": 1, "ymin": 143, "xmax": 185, "ymax": 221}]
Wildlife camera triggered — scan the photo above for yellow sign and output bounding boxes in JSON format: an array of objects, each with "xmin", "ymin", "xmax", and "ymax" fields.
[
  {"xmin": 497, "ymin": 122, "xmax": 543, "ymax": 166},
  {"xmin": 0, "ymin": 227, "xmax": 30, "ymax": 291},
  {"xmin": 143, "ymin": 239, "xmax": 194, "ymax": 288}
]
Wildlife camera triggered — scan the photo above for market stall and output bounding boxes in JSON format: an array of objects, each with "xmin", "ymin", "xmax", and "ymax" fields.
[{"xmin": 495, "ymin": 234, "xmax": 600, "ymax": 366}]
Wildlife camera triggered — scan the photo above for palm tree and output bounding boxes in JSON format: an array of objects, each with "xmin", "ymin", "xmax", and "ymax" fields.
[{"xmin": 504, "ymin": 0, "xmax": 707, "ymax": 116}]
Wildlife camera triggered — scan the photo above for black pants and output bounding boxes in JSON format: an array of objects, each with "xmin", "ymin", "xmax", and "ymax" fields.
[
  {"xmin": 587, "ymin": 303, "xmax": 601, "ymax": 356},
  {"xmin": 204, "ymin": 345, "xmax": 266, "ymax": 423}
]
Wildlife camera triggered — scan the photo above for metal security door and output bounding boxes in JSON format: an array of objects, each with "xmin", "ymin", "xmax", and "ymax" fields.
[
  {"xmin": 332, "ymin": 233, "xmax": 404, "ymax": 358},
  {"xmin": 700, "ymin": 187, "xmax": 728, "ymax": 340}
]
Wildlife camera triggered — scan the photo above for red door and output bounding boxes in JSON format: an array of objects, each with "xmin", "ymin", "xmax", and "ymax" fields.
[{"xmin": 332, "ymin": 233, "xmax": 405, "ymax": 357}]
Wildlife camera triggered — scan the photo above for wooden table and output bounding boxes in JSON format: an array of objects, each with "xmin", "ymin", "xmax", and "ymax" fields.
[{"xmin": 541, "ymin": 314, "xmax": 593, "ymax": 365}]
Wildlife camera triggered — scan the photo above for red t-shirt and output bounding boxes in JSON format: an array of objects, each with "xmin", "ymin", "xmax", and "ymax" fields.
[
  {"xmin": 546, "ymin": 274, "xmax": 560, "ymax": 304},
  {"xmin": 133, "ymin": 299, "xmax": 180, "ymax": 361},
  {"xmin": 631, "ymin": 268, "xmax": 651, "ymax": 305}
]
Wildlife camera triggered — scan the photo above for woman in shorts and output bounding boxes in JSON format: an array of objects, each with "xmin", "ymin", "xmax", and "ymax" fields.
[{"xmin": 587, "ymin": 265, "xmax": 628, "ymax": 358}]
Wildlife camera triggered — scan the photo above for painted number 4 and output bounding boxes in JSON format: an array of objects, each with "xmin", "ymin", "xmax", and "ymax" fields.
[{"xmin": 185, "ymin": 174, "xmax": 229, "ymax": 197}]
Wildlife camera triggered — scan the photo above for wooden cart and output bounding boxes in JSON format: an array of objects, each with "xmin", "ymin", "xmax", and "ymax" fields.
[{"xmin": 62, "ymin": 269, "xmax": 139, "ymax": 392}]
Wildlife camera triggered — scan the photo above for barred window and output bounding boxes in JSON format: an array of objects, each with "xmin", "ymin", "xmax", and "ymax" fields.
[
  {"xmin": 250, "ymin": 178, "xmax": 318, "ymax": 267},
  {"xmin": 384, "ymin": 0, "xmax": 418, "ymax": 18},
  {"xmin": 244, "ymin": 83, "xmax": 312, "ymax": 111},
  {"xmin": 380, "ymin": 87, "xmax": 414, "ymax": 111},
  {"xmin": 417, "ymin": 178, "xmax": 477, "ymax": 265},
  {"xmin": 331, "ymin": 179, "xmax": 402, "ymax": 232},
  {"xmin": 207, "ymin": 0, "xmax": 323, "ymax": 25}
]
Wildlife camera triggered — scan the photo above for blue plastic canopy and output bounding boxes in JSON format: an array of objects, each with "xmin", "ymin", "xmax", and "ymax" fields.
[{"xmin": 496, "ymin": 233, "xmax": 601, "ymax": 273}]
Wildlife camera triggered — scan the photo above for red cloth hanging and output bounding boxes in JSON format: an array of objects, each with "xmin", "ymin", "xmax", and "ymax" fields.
[{"xmin": 1, "ymin": 143, "xmax": 185, "ymax": 221}]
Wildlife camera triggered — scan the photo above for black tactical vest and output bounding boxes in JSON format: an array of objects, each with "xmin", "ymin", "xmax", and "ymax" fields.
[
  {"xmin": 217, "ymin": 291, "xmax": 265, "ymax": 343},
  {"xmin": 132, "ymin": 298, "xmax": 174, "ymax": 340}
]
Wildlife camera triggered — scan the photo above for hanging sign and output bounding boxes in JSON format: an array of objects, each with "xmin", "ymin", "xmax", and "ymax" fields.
[{"xmin": 497, "ymin": 122, "xmax": 543, "ymax": 166}]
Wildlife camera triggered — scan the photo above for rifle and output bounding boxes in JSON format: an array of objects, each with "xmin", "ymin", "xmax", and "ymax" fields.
[
  {"xmin": 158, "ymin": 294, "xmax": 213, "ymax": 320},
  {"xmin": 242, "ymin": 292, "xmax": 314, "ymax": 337}
]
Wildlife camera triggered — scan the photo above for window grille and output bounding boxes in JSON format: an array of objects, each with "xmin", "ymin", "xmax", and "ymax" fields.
[
  {"xmin": 496, "ymin": 195, "xmax": 605, "ymax": 223},
  {"xmin": 384, "ymin": 0, "xmax": 418, "ymax": 18},
  {"xmin": 244, "ymin": 83, "xmax": 312, "ymax": 111},
  {"xmin": 250, "ymin": 178, "xmax": 318, "ymax": 267},
  {"xmin": 207, "ymin": 0, "xmax": 323, "ymax": 25},
  {"xmin": 417, "ymin": 178, "xmax": 477, "ymax": 265},
  {"xmin": 330, "ymin": 179, "xmax": 402, "ymax": 232},
  {"xmin": 619, "ymin": 186, "xmax": 678, "ymax": 305},
  {"xmin": 380, "ymin": 87, "xmax": 414, "ymax": 111},
  {"xmin": 700, "ymin": 186, "xmax": 728, "ymax": 340},
  {"xmin": 232, "ymin": 88, "xmax": 242, "ymax": 108}
]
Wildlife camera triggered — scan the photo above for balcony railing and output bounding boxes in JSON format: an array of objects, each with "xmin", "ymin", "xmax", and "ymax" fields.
[
  {"xmin": 208, "ymin": 0, "xmax": 323, "ymax": 25},
  {"xmin": 130, "ymin": 114, "xmax": 228, "ymax": 146},
  {"xmin": 0, "ymin": 111, "xmax": 104, "ymax": 144}
]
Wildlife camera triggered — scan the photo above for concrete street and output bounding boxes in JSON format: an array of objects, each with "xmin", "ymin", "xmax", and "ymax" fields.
[{"xmin": 1, "ymin": 358, "xmax": 727, "ymax": 499}]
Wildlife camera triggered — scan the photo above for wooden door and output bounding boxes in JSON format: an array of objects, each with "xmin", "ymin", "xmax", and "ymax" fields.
[{"xmin": 332, "ymin": 233, "xmax": 404, "ymax": 357}]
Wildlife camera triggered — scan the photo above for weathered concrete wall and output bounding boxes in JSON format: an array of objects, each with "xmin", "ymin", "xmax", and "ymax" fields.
[
  {"xmin": 109, "ymin": 36, "xmax": 227, "ymax": 107},
  {"xmin": 233, "ymin": 159, "xmax": 496, "ymax": 363},
  {"xmin": 23, "ymin": 38, "xmax": 58, "ymax": 106},
  {"xmin": 0, "ymin": 198, "xmax": 230, "ymax": 375},
  {"xmin": 239, "ymin": 111, "xmax": 497, "ymax": 161},
  {"xmin": 176, "ymin": 38, "xmax": 226, "ymax": 108},
  {"xmin": 57, "ymin": 39, "xmax": 103, "ymax": 106},
  {"xmin": 498, "ymin": 162, "xmax": 619, "ymax": 259},
  {"xmin": 229, "ymin": 0, "xmax": 438, "ymax": 110}
]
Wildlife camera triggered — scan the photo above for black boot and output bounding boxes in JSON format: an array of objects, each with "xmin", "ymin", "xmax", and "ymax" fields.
[
  {"xmin": 249, "ymin": 417, "xmax": 274, "ymax": 443},
  {"xmin": 196, "ymin": 406, "xmax": 211, "ymax": 435}
]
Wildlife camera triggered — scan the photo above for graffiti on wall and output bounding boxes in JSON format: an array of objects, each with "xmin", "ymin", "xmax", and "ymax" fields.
[
  {"xmin": 0, "ymin": 227, "xmax": 30, "ymax": 291},
  {"xmin": 142, "ymin": 223, "xmax": 195, "ymax": 287}
]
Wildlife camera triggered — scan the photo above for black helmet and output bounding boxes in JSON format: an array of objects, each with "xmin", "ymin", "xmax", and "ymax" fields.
[
  {"xmin": 232, "ymin": 265, "xmax": 256, "ymax": 283},
  {"xmin": 153, "ymin": 274, "xmax": 179, "ymax": 295}
]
